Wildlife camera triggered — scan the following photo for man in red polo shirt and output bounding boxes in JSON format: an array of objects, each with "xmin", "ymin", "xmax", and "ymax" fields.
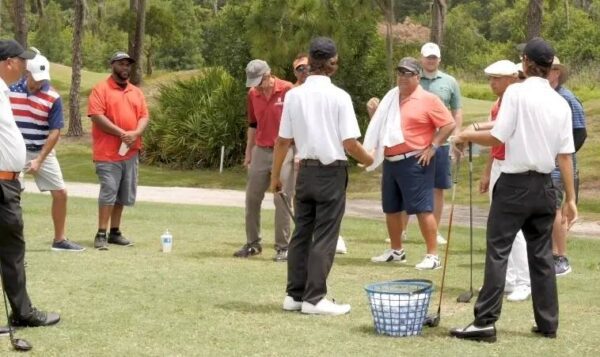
[
  {"xmin": 87, "ymin": 52, "xmax": 149, "ymax": 251},
  {"xmin": 234, "ymin": 59, "xmax": 294, "ymax": 262}
]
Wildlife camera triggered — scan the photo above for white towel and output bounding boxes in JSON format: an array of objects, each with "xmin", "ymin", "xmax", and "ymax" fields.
[{"xmin": 363, "ymin": 87, "xmax": 404, "ymax": 171}]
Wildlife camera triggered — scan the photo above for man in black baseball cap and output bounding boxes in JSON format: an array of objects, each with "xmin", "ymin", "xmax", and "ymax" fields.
[
  {"xmin": 523, "ymin": 37, "xmax": 554, "ymax": 67},
  {"xmin": 0, "ymin": 40, "xmax": 36, "ymax": 61},
  {"xmin": 110, "ymin": 51, "xmax": 135, "ymax": 64}
]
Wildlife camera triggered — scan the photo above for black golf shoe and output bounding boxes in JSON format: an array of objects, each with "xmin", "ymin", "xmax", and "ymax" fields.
[
  {"xmin": 450, "ymin": 322, "xmax": 496, "ymax": 343},
  {"xmin": 108, "ymin": 232, "xmax": 134, "ymax": 246},
  {"xmin": 233, "ymin": 241, "xmax": 262, "ymax": 258},
  {"xmin": 94, "ymin": 233, "xmax": 109, "ymax": 250},
  {"xmin": 531, "ymin": 325, "xmax": 557, "ymax": 338},
  {"xmin": 10, "ymin": 308, "xmax": 60, "ymax": 327}
]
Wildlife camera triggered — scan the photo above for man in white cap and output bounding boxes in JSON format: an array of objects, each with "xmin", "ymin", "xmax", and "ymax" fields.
[
  {"xmin": 465, "ymin": 60, "xmax": 531, "ymax": 302},
  {"xmin": 234, "ymin": 59, "xmax": 295, "ymax": 262},
  {"xmin": 9, "ymin": 49, "xmax": 84, "ymax": 251}
]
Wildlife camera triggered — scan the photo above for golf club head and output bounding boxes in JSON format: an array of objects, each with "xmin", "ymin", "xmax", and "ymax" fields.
[
  {"xmin": 12, "ymin": 338, "xmax": 32, "ymax": 351},
  {"xmin": 456, "ymin": 291, "xmax": 474, "ymax": 303},
  {"xmin": 423, "ymin": 314, "xmax": 440, "ymax": 328}
]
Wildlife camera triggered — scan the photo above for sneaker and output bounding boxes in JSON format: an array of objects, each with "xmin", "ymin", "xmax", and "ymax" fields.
[
  {"xmin": 233, "ymin": 241, "xmax": 262, "ymax": 258},
  {"xmin": 336, "ymin": 236, "xmax": 348, "ymax": 254},
  {"xmin": 371, "ymin": 248, "xmax": 406, "ymax": 263},
  {"xmin": 436, "ymin": 233, "xmax": 447, "ymax": 245},
  {"xmin": 273, "ymin": 249, "xmax": 288, "ymax": 262},
  {"xmin": 283, "ymin": 296, "xmax": 302, "ymax": 311},
  {"xmin": 415, "ymin": 254, "xmax": 441, "ymax": 270},
  {"xmin": 10, "ymin": 307, "xmax": 60, "ymax": 327},
  {"xmin": 554, "ymin": 255, "xmax": 572, "ymax": 276},
  {"xmin": 301, "ymin": 298, "xmax": 351, "ymax": 316},
  {"xmin": 108, "ymin": 233, "xmax": 134, "ymax": 246},
  {"xmin": 94, "ymin": 233, "xmax": 109, "ymax": 250},
  {"xmin": 450, "ymin": 322, "xmax": 496, "ymax": 343},
  {"xmin": 506, "ymin": 285, "xmax": 531, "ymax": 302},
  {"xmin": 51, "ymin": 239, "xmax": 86, "ymax": 252}
]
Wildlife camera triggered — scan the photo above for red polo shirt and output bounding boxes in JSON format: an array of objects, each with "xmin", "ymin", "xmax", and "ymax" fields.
[
  {"xmin": 87, "ymin": 76, "xmax": 149, "ymax": 162},
  {"xmin": 490, "ymin": 98, "xmax": 505, "ymax": 160},
  {"xmin": 247, "ymin": 77, "xmax": 293, "ymax": 147}
]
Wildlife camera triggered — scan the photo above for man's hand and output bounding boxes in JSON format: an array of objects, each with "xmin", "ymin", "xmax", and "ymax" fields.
[
  {"xmin": 417, "ymin": 146, "xmax": 435, "ymax": 166},
  {"xmin": 449, "ymin": 134, "xmax": 467, "ymax": 154},
  {"xmin": 121, "ymin": 131, "xmax": 139, "ymax": 146},
  {"xmin": 479, "ymin": 173, "xmax": 490, "ymax": 193},
  {"xmin": 366, "ymin": 97, "xmax": 380, "ymax": 119},
  {"xmin": 270, "ymin": 176, "xmax": 282, "ymax": 193},
  {"xmin": 243, "ymin": 151, "xmax": 252, "ymax": 168},
  {"xmin": 562, "ymin": 199, "xmax": 578, "ymax": 230},
  {"xmin": 25, "ymin": 157, "xmax": 42, "ymax": 173}
]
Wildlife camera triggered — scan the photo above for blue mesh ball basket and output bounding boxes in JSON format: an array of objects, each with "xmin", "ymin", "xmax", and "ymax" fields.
[{"xmin": 364, "ymin": 279, "xmax": 433, "ymax": 337}]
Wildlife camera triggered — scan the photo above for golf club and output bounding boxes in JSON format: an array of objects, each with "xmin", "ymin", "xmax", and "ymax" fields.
[
  {"xmin": 424, "ymin": 155, "xmax": 461, "ymax": 328},
  {"xmin": 0, "ymin": 265, "xmax": 33, "ymax": 351},
  {"xmin": 278, "ymin": 192, "xmax": 296, "ymax": 225},
  {"xmin": 457, "ymin": 142, "xmax": 474, "ymax": 303}
]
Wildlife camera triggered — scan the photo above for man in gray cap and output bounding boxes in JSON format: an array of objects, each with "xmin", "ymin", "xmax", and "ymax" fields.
[
  {"xmin": 450, "ymin": 37, "xmax": 577, "ymax": 342},
  {"xmin": 0, "ymin": 39, "xmax": 60, "ymax": 330},
  {"xmin": 368, "ymin": 57, "xmax": 455, "ymax": 270},
  {"xmin": 271, "ymin": 36, "xmax": 373, "ymax": 315},
  {"xmin": 234, "ymin": 59, "xmax": 294, "ymax": 261}
]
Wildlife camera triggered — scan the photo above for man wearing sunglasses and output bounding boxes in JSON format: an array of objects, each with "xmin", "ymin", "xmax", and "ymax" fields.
[{"xmin": 292, "ymin": 53, "xmax": 309, "ymax": 87}]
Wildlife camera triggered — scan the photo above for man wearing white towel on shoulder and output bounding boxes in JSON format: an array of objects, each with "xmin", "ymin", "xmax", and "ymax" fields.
[{"xmin": 366, "ymin": 57, "xmax": 455, "ymax": 270}]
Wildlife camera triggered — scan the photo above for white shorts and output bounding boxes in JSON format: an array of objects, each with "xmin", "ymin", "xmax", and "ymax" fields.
[{"xmin": 21, "ymin": 150, "xmax": 66, "ymax": 192}]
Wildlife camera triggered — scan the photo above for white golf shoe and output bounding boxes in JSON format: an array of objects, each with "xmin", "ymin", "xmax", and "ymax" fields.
[
  {"xmin": 283, "ymin": 296, "xmax": 302, "ymax": 311},
  {"xmin": 506, "ymin": 285, "xmax": 531, "ymax": 302},
  {"xmin": 436, "ymin": 233, "xmax": 447, "ymax": 245},
  {"xmin": 301, "ymin": 298, "xmax": 351, "ymax": 316},
  {"xmin": 371, "ymin": 248, "xmax": 406, "ymax": 263},
  {"xmin": 415, "ymin": 254, "xmax": 442, "ymax": 270},
  {"xmin": 336, "ymin": 236, "xmax": 347, "ymax": 254}
]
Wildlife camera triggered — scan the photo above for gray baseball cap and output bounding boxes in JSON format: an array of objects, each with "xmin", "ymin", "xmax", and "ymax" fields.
[
  {"xmin": 397, "ymin": 57, "xmax": 421, "ymax": 74},
  {"xmin": 110, "ymin": 51, "xmax": 135, "ymax": 64},
  {"xmin": 245, "ymin": 59, "xmax": 270, "ymax": 87}
]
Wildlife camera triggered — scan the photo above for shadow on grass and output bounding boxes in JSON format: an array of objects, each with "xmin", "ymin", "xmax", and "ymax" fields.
[
  {"xmin": 215, "ymin": 301, "xmax": 281, "ymax": 314},
  {"xmin": 455, "ymin": 262, "xmax": 485, "ymax": 269}
]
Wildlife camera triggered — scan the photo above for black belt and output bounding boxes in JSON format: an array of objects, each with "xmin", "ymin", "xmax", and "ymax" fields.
[
  {"xmin": 300, "ymin": 159, "xmax": 348, "ymax": 167},
  {"xmin": 508, "ymin": 171, "xmax": 549, "ymax": 176}
]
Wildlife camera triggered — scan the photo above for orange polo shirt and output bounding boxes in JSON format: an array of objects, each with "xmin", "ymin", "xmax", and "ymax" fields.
[
  {"xmin": 247, "ymin": 77, "xmax": 293, "ymax": 147},
  {"xmin": 385, "ymin": 85, "xmax": 453, "ymax": 156},
  {"xmin": 87, "ymin": 76, "xmax": 149, "ymax": 162}
]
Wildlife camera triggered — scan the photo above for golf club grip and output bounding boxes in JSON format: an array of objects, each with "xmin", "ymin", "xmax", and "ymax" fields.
[{"xmin": 278, "ymin": 192, "xmax": 296, "ymax": 225}]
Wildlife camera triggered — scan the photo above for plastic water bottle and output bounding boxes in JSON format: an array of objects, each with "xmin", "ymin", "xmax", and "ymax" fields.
[{"xmin": 161, "ymin": 229, "xmax": 173, "ymax": 253}]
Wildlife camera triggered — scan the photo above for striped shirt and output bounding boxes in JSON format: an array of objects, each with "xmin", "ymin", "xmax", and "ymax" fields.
[
  {"xmin": 551, "ymin": 86, "xmax": 585, "ymax": 182},
  {"xmin": 8, "ymin": 77, "xmax": 64, "ymax": 152}
]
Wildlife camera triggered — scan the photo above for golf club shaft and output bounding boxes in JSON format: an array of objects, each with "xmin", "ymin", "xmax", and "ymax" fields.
[
  {"xmin": 0, "ymin": 261, "xmax": 19, "ymax": 346},
  {"xmin": 278, "ymin": 192, "xmax": 296, "ymax": 225},
  {"xmin": 469, "ymin": 142, "xmax": 473, "ymax": 292}
]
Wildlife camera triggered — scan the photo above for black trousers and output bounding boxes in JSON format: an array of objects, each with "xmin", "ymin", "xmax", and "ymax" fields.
[
  {"xmin": 474, "ymin": 172, "xmax": 558, "ymax": 333},
  {"xmin": 0, "ymin": 180, "xmax": 33, "ymax": 318},
  {"xmin": 286, "ymin": 165, "xmax": 347, "ymax": 305}
]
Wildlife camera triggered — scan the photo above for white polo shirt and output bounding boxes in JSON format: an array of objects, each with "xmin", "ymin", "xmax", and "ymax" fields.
[
  {"xmin": 0, "ymin": 78, "xmax": 26, "ymax": 172},
  {"xmin": 491, "ymin": 76, "xmax": 574, "ymax": 174},
  {"xmin": 279, "ymin": 75, "xmax": 361, "ymax": 165}
]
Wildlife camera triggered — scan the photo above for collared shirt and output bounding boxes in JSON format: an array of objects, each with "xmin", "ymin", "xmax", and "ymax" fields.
[
  {"xmin": 279, "ymin": 75, "xmax": 361, "ymax": 165},
  {"xmin": 420, "ymin": 70, "xmax": 462, "ymax": 110},
  {"xmin": 491, "ymin": 77, "xmax": 574, "ymax": 174},
  {"xmin": 247, "ymin": 77, "xmax": 293, "ymax": 147},
  {"xmin": 489, "ymin": 98, "xmax": 505, "ymax": 160},
  {"xmin": 0, "ymin": 78, "xmax": 26, "ymax": 171},
  {"xmin": 384, "ymin": 85, "xmax": 454, "ymax": 156},
  {"xmin": 87, "ymin": 76, "xmax": 149, "ymax": 162},
  {"xmin": 9, "ymin": 77, "xmax": 63, "ymax": 152},
  {"xmin": 551, "ymin": 86, "xmax": 585, "ymax": 180}
]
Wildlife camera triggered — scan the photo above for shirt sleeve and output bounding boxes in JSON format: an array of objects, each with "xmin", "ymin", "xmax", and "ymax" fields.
[
  {"xmin": 449, "ymin": 78, "xmax": 462, "ymax": 110},
  {"xmin": 47, "ymin": 97, "xmax": 64, "ymax": 129},
  {"xmin": 490, "ymin": 86, "xmax": 518, "ymax": 143},
  {"xmin": 338, "ymin": 93, "xmax": 361, "ymax": 140},
  {"xmin": 138, "ymin": 92, "xmax": 149, "ymax": 120},
  {"xmin": 558, "ymin": 104, "xmax": 575, "ymax": 154},
  {"xmin": 247, "ymin": 91, "xmax": 257, "ymax": 124},
  {"xmin": 87, "ymin": 85, "xmax": 105, "ymax": 117},
  {"xmin": 278, "ymin": 95, "xmax": 294, "ymax": 139},
  {"xmin": 428, "ymin": 96, "xmax": 454, "ymax": 128},
  {"xmin": 566, "ymin": 94, "xmax": 586, "ymax": 129}
]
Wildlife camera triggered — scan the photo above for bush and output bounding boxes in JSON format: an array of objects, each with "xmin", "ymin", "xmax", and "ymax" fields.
[{"xmin": 143, "ymin": 67, "xmax": 247, "ymax": 169}]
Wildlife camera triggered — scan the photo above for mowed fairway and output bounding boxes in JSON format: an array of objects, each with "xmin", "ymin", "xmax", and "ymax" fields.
[{"xmin": 7, "ymin": 193, "xmax": 600, "ymax": 356}]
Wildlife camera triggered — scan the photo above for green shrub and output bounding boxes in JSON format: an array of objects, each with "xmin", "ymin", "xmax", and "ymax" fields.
[{"xmin": 143, "ymin": 67, "xmax": 247, "ymax": 169}]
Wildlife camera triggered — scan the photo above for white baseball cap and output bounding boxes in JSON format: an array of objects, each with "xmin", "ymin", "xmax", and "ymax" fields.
[
  {"xmin": 27, "ymin": 53, "xmax": 51, "ymax": 82},
  {"xmin": 421, "ymin": 42, "xmax": 441, "ymax": 58},
  {"xmin": 484, "ymin": 60, "xmax": 518, "ymax": 77}
]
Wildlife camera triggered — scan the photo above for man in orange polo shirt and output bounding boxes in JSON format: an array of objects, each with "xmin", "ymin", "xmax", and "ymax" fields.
[
  {"xmin": 370, "ymin": 57, "xmax": 455, "ymax": 270},
  {"xmin": 234, "ymin": 59, "xmax": 294, "ymax": 262},
  {"xmin": 87, "ymin": 52, "xmax": 149, "ymax": 250}
]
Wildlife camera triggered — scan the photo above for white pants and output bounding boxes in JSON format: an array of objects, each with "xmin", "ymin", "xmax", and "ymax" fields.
[{"xmin": 490, "ymin": 159, "xmax": 530, "ymax": 288}]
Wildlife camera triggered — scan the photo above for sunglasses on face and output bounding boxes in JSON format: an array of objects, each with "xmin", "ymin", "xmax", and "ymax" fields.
[
  {"xmin": 396, "ymin": 68, "xmax": 417, "ymax": 77},
  {"xmin": 294, "ymin": 65, "xmax": 307, "ymax": 73}
]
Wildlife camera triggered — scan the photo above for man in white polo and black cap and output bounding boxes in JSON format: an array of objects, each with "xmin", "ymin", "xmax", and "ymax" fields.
[
  {"xmin": 271, "ymin": 36, "xmax": 373, "ymax": 315},
  {"xmin": 234, "ymin": 59, "xmax": 295, "ymax": 262},
  {"xmin": 450, "ymin": 37, "xmax": 577, "ymax": 342},
  {"xmin": 9, "ymin": 49, "xmax": 85, "ymax": 251}
]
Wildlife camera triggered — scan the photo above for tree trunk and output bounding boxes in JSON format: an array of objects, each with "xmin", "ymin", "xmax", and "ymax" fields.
[
  {"xmin": 130, "ymin": 0, "xmax": 145, "ymax": 85},
  {"xmin": 526, "ymin": 0, "xmax": 543, "ymax": 40},
  {"xmin": 430, "ymin": 0, "xmax": 447, "ymax": 47},
  {"xmin": 67, "ymin": 0, "xmax": 85, "ymax": 137},
  {"xmin": 145, "ymin": 39, "xmax": 154, "ymax": 76},
  {"xmin": 128, "ymin": 0, "xmax": 138, "ymax": 56},
  {"xmin": 35, "ymin": 0, "xmax": 44, "ymax": 17},
  {"xmin": 13, "ymin": 0, "xmax": 28, "ymax": 47}
]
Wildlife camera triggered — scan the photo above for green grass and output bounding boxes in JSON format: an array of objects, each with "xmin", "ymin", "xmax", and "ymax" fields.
[{"xmin": 9, "ymin": 193, "xmax": 600, "ymax": 355}]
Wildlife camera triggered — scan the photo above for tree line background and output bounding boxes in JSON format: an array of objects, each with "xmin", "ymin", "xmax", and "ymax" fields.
[{"xmin": 1, "ymin": 0, "xmax": 599, "ymax": 168}]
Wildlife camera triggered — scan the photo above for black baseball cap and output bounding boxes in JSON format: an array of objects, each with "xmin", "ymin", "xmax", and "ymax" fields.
[
  {"xmin": 0, "ymin": 40, "xmax": 36, "ymax": 61},
  {"xmin": 110, "ymin": 51, "xmax": 135, "ymax": 64},
  {"xmin": 523, "ymin": 37, "xmax": 554, "ymax": 67},
  {"xmin": 397, "ymin": 57, "xmax": 421, "ymax": 74},
  {"xmin": 309, "ymin": 37, "xmax": 337, "ymax": 60}
]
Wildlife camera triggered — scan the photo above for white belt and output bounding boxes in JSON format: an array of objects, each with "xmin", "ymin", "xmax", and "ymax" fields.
[{"xmin": 384, "ymin": 150, "xmax": 421, "ymax": 162}]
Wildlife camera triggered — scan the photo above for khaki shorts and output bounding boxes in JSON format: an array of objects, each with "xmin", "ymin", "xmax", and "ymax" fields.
[{"xmin": 20, "ymin": 150, "xmax": 66, "ymax": 192}]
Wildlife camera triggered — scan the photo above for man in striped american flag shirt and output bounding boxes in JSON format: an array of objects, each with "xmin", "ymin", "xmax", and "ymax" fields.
[{"xmin": 9, "ymin": 51, "xmax": 84, "ymax": 252}]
